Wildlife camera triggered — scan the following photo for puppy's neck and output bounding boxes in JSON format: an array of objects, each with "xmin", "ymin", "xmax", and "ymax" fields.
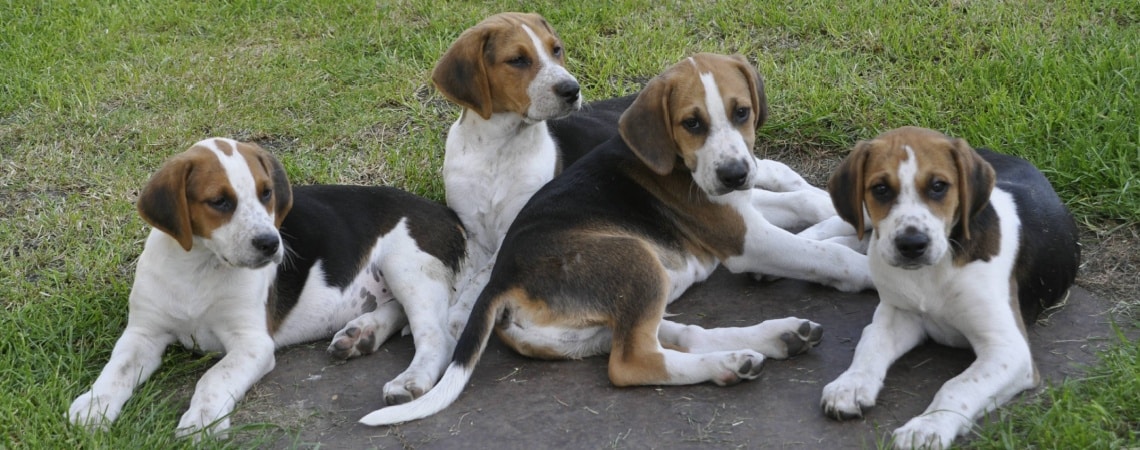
[
  {"xmin": 456, "ymin": 109, "xmax": 549, "ymax": 149},
  {"xmin": 145, "ymin": 228, "xmax": 232, "ymax": 273}
]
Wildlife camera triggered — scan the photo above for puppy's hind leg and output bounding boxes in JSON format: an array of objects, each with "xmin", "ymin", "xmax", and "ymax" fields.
[
  {"xmin": 328, "ymin": 298, "xmax": 407, "ymax": 360},
  {"xmin": 658, "ymin": 316, "xmax": 823, "ymax": 359},
  {"xmin": 378, "ymin": 251, "xmax": 457, "ymax": 405},
  {"xmin": 608, "ymin": 286, "xmax": 764, "ymax": 387}
]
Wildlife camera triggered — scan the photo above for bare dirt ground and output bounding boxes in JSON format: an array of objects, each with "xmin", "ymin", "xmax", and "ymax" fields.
[{"xmin": 234, "ymin": 149, "xmax": 1139, "ymax": 449}]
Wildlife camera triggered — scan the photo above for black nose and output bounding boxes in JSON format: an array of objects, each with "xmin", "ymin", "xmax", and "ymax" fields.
[
  {"xmin": 252, "ymin": 233, "xmax": 280, "ymax": 256},
  {"xmin": 553, "ymin": 80, "xmax": 580, "ymax": 104},
  {"xmin": 716, "ymin": 159, "xmax": 750, "ymax": 190},
  {"xmin": 894, "ymin": 229, "xmax": 930, "ymax": 259}
]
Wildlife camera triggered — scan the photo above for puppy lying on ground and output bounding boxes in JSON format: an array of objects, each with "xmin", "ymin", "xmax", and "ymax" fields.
[
  {"xmin": 359, "ymin": 53, "xmax": 873, "ymax": 426},
  {"xmin": 820, "ymin": 127, "xmax": 1080, "ymax": 449},
  {"xmin": 68, "ymin": 138, "xmax": 465, "ymax": 438}
]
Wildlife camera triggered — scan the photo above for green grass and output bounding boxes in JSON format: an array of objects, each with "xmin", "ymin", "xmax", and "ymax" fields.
[{"xmin": 1, "ymin": 0, "xmax": 1137, "ymax": 448}]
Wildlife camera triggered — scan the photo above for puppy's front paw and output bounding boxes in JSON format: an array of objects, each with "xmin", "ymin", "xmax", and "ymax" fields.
[
  {"xmin": 68, "ymin": 392, "xmax": 113, "ymax": 431},
  {"xmin": 820, "ymin": 371, "xmax": 882, "ymax": 420},
  {"xmin": 892, "ymin": 414, "xmax": 958, "ymax": 450},
  {"xmin": 176, "ymin": 408, "xmax": 229, "ymax": 441}
]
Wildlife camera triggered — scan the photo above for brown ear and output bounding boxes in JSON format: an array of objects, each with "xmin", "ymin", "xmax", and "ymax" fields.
[
  {"xmin": 253, "ymin": 145, "xmax": 293, "ymax": 228},
  {"xmin": 138, "ymin": 155, "xmax": 194, "ymax": 251},
  {"xmin": 729, "ymin": 55, "xmax": 767, "ymax": 129},
  {"xmin": 431, "ymin": 25, "xmax": 493, "ymax": 119},
  {"xmin": 618, "ymin": 74, "xmax": 678, "ymax": 175},
  {"xmin": 828, "ymin": 140, "xmax": 872, "ymax": 240},
  {"xmin": 949, "ymin": 138, "xmax": 995, "ymax": 241}
]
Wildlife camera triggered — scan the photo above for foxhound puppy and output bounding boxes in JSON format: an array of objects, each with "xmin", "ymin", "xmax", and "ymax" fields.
[
  {"xmin": 68, "ymin": 138, "xmax": 466, "ymax": 438},
  {"xmin": 434, "ymin": 12, "xmax": 582, "ymax": 264},
  {"xmin": 820, "ymin": 127, "xmax": 1080, "ymax": 449},
  {"xmin": 432, "ymin": 12, "xmax": 594, "ymax": 339},
  {"xmin": 359, "ymin": 53, "xmax": 874, "ymax": 426}
]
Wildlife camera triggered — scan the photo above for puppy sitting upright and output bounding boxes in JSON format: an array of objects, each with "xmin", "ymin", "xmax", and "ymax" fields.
[
  {"xmin": 820, "ymin": 127, "xmax": 1080, "ymax": 449},
  {"xmin": 358, "ymin": 53, "xmax": 873, "ymax": 426},
  {"xmin": 68, "ymin": 138, "xmax": 466, "ymax": 438},
  {"xmin": 434, "ymin": 12, "xmax": 582, "ymax": 265}
]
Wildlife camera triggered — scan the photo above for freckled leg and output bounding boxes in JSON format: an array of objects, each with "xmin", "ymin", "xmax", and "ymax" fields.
[
  {"xmin": 69, "ymin": 327, "xmax": 174, "ymax": 430},
  {"xmin": 658, "ymin": 316, "xmax": 823, "ymax": 359},
  {"xmin": 821, "ymin": 303, "xmax": 925, "ymax": 420},
  {"xmin": 378, "ymin": 255, "xmax": 456, "ymax": 405},
  {"xmin": 447, "ymin": 253, "xmax": 494, "ymax": 339},
  {"xmin": 892, "ymin": 322, "xmax": 1036, "ymax": 449},
  {"xmin": 175, "ymin": 328, "xmax": 275, "ymax": 440}
]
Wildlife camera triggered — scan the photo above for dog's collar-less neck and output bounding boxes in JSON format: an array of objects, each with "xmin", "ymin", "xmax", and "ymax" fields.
[{"xmin": 457, "ymin": 109, "xmax": 550, "ymax": 151}]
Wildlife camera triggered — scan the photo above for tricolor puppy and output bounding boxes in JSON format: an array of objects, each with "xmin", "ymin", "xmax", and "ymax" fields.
[
  {"xmin": 434, "ymin": 12, "xmax": 583, "ymax": 265},
  {"xmin": 68, "ymin": 138, "xmax": 465, "ymax": 438},
  {"xmin": 433, "ymin": 12, "xmax": 595, "ymax": 339},
  {"xmin": 359, "ymin": 53, "xmax": 874, "ymax": 426},
  {"xmin": 820, "ymin": 127, "xmax": 1080, "ymax": 449}
]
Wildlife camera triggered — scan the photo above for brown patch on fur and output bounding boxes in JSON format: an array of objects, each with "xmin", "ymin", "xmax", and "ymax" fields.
[
  {"xmin": 431, "ymin": 12, "xmax": 566, "ymax": 119},
  {"xmin": 607, "ymin": 314, "xmax": 670, "ymax": 387},
  {"xmin": 627, "ymin": 168, "xmax": 747, "ymax": 261}
]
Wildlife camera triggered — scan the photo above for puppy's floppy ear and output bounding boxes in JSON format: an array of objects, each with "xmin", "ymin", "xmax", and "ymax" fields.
[
  {"xmin": 828, "ymin": 140, "xmax": 872, "ymax": 240},
  {"xmin": 949, "ymin": 137, "xmax": 995, "ymax": 241},
  {"xmin": 251, "ymin": 144, "xmax": 293, "ymax": 228},
  {"xmin": 138, "ymin": 154, "xmax": 194, "ymax": 251},
  {"xmin": 619, "ymin": 73, "xmax": 678, "ymax": 175},
  {"xmin": 728, "ymin": 54, "xmax": 767, "ymax": 129},
  {"xmin": 432, "ymin": 24, "xmax": 494, "ymax": 119}
]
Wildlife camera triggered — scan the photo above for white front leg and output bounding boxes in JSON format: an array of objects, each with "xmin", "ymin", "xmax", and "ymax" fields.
[
  {"xmin": 821, "ymin": 303, "xmax": 926, "ymax": 419},
  {"xmin": 69, "ymin": 327, "xmax": 174, "ymax": 430},
  {"xmin": 892, "ymin": 322, "xmax": 1037, "ymax": 449},
  {"xmin": 175, "ymin": 331, "xmax": 275, "ymax": 440},
  {"xmin": 721, "ymin": 199, "xmax": 873, "ymax": 292}
]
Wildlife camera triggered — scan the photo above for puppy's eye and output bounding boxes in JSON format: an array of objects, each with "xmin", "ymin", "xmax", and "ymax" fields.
[
  {"xmin": 259, "ymin": 188, "xmax": 273, "ymax": 204},
  {"xmin": 208, "ymin": 196, "xmax": 234, "ymax": 213},
  {"xmin": 733, "ymin": 106, "xmax": 750, "ymax": 123},
  {"xmin": 928, "ymin": 180, "xmax": 949, "ymax": 199},
  {"xmin": 870, "ymin": 183, "xmax": 894, "ymax": 202},
  {"xmin": 507, "ymin": 55, "xmax": 531, "ymax": 67},
  {"xmin": 551, "ymin": 45, "xmax": 563, "ymax": 58},
  {"xmin": 681, "ymin": 117, "xmax": 704, "ymax": 133}
]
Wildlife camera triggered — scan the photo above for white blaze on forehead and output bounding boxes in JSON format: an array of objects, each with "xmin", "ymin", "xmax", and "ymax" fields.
[
  {"xmin": 196, "ymin": 138, "xmax": 258, "ymax": 201},
  {"xmin": 521, "ymin": 24, "xmax": 553, "ymax": 65},
  {"xmin": 194, "ymin": 138, "xmax": 274, "ymax": 227},
  {"xmin": 896, "ymin": 146, "xmax": 919, "ymax": 203},
  {"xmin": 699, "ymin": 72, "xmax": 729, "ymax": 129}
]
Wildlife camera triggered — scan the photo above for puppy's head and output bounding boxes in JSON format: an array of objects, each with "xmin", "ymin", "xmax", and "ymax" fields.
[
  {"xmin": 138, "ymin": 138, "xmax": 293, "ymax": 268},
  {"xmin": 432, "ymin": 12, "xmax": 581, "ymax": 122},
  {"xmin": 828, "ymin": 126, "xmax": 994, "ymax": 268},
  {"xmin": 618, "ymin": 53, "xmax": 767, "ymax": 196}
]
